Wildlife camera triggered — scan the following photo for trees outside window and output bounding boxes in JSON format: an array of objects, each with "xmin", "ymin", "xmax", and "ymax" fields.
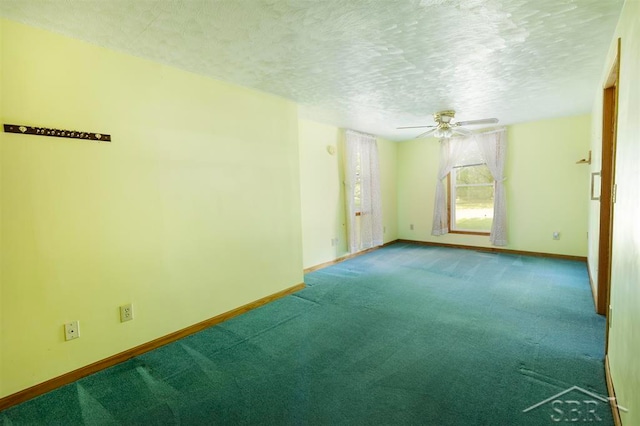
[{"xmin": 449, "ymin": 164, "xmax": 494, "ymax": 233}]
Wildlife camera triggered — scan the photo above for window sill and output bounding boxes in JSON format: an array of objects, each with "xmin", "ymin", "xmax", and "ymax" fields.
[{"xmin": 449, "ymin": 230, "xmax": 490, "ymax": 236}]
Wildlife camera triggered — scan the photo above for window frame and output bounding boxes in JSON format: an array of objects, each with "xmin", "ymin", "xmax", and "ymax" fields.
[{"xmin": 447, "ymin": 163, "xmax": 494, "ymax": 236}]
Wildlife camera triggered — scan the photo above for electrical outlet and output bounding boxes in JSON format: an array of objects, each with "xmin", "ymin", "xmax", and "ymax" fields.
[
  {"xmin": 64, "ymin": 321, "xmax": 80, "ymax": 341},
  {"xmin": 120, "ymin": 303, "xmax": 134, "ymax": 322},
  {"xmin": 553, "ymin": 232, "xmax": 560, "ymax": 240}
]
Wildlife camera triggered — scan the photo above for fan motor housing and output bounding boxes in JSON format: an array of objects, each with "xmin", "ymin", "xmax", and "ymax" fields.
[{"xmin": 434, "ymin": 110, "xmax": 456, "ymax": 123}]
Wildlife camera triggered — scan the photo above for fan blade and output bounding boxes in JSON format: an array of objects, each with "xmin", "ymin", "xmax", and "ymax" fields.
[
  {"xmin": 455, "ymin": 118, "xmax": 498, "ymax": 126},
  {"xmin": 415, "ymin": 128, "xmax": 438, "ymax": 138},
  {"xmin": 397, "ymin": 125, "xmax": 437, "ymax": 129},
  {"xmin": 452, "ymin": 127, "xmax": 472, "ymax": 136}
]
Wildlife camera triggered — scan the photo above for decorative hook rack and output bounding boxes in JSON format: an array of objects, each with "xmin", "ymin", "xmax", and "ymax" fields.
[
  {"xmin": 576, "ymin": 150, "xmax": 591, "ymax": 164},
  {"xmin": 3, "ymin": 124, "xmax": 111, "ymax": 142}
]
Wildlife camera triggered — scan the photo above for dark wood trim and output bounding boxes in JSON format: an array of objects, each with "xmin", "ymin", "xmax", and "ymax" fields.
[
  {"xmin": 597, "ymin": 86, "xmax": 616, "ymax": 314},
  {"xmin": 0, "ymin": 283, "xmax": 305, "ymax": 411},
  {"xmin": 396, "ymin": 239, "xmax": 587, "ymax": 262},
  {"xmin": 597, "ymin": 38, "xmax": 621, "ymax": 318},
  {"xmin": 605, "ymin": 355, "xmax": 623, "ymax": 426},
  {"xmin": 303, "ymin": 240, "xmax": 399, "ymax": 274}
]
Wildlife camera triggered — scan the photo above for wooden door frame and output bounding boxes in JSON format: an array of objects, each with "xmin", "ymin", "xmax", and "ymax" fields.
[{"xmin": 596, "ymin": 39, "xmax": 620, "ymax": 341}]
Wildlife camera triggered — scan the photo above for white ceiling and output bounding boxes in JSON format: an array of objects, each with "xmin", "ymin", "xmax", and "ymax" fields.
[{"xmin": 0, "ymin": 0, "xmax": 623, "ymax": 141}]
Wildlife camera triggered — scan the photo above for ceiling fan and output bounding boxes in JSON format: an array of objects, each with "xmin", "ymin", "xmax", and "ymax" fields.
[{"xmin": 398, "ymin": 110, "xmax": 498, "ymax": 138}]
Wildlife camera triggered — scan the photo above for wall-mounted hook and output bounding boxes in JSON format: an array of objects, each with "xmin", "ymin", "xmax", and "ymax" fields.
[{"xmin": 576, "ymin": 150, "xmax": 591, "ymax": 164}]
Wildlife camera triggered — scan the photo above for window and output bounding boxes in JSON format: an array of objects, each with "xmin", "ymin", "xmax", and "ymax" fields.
[
  {"xmin": 449, "ymin": 163, "xmax": 494, "ymax": 233},
  {"xmin": 345, "ymin": 130, "xmax": 382, "ymax": 253},
  {"xmin": 432, "ymin": 130, "xmax": 507, "ymax": 245}
]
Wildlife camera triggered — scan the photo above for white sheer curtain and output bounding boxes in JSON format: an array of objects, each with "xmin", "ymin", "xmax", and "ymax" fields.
[
  {"xmin": 345, "ymin": 132, "xmax": 359, "ymax": 251},
  {"xmin": 431, "ymin": 128, "xmax": 508, "ymax": 246},
  {"xmin": 345, "ymin": 130, "xmax": 383, "ymax": 253},
  {"xmin": 474, "ymin": 129, "xmax": 508, "ymax": 246},
  {"xmin": 431, "ymin": 138, "xmax": 467, "ymax": 235}
]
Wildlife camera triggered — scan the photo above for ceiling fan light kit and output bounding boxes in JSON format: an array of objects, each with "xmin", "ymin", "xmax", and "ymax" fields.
[
  {"xmin": 433, "ymin": 127, "xmax": 454, "ymax": 138},
  {"xmin": 398, "ymin": 110, "xmax": 499, "ymax": 139}
]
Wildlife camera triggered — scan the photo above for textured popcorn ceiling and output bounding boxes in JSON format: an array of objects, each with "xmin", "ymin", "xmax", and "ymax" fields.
[{"xmin": 0, "ymin": 0, "xmax": 623, "ymax": 140}]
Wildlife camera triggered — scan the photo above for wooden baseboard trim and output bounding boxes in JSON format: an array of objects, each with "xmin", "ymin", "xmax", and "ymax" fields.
[
  {"xmin": 0, "ymin": 282, "xmax": 305, "ymax": 411},
  {"xmin": 605, "ymin": 355, "xmax": 623, "ymax": 426},
  {"xmin": 303, "ymin": 240, "xmax": 399, "ymax": 274},
  {"xmin": 396, "ymin": 239, "xmax": 587, "ymax": 262}
]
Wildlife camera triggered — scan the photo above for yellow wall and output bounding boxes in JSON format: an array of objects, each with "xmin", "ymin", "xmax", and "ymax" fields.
[
  {"xmin": 298, "ymin": 120, "xmax": 347, "ymax": 267},
  {"xmin": 378, "ymin": 137, "xmax": 398, "ymax": 244},
  {"xmin": 590, "ymin": 1, "xmax": 640, "ymax": 423},
  {"xmin": 1, "ymin": 9, "xmax": 628, "ymax": 406},
  {"xmin": 397, "ymin": 115, "xmax": 591, "ymax": 257},
  {"xmin": 298, "ymin": 119, "xmax": 397, "ymax": 269},
  {"xmin": 0, "ymin": 20, "xmax": 303, "ymax": 397}
]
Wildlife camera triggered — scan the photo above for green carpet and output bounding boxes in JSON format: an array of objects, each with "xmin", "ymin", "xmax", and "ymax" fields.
[{"xmin": 1, "ymin": 243, "xmax": 611, "ymax": 425}]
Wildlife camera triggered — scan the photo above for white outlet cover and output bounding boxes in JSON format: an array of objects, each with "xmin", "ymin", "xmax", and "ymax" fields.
[
  {"xmin": 64, "ymin": 321, "xmax": 80, "ymax": 341},
  {"xmin": 120, "ymin": 304, "xmax": 134, "ymax": 322}
]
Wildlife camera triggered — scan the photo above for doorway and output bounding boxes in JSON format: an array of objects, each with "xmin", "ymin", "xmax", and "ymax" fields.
[{"xmin": 596, "ymin": 39, "xmax": 620, "ymax": 341}]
